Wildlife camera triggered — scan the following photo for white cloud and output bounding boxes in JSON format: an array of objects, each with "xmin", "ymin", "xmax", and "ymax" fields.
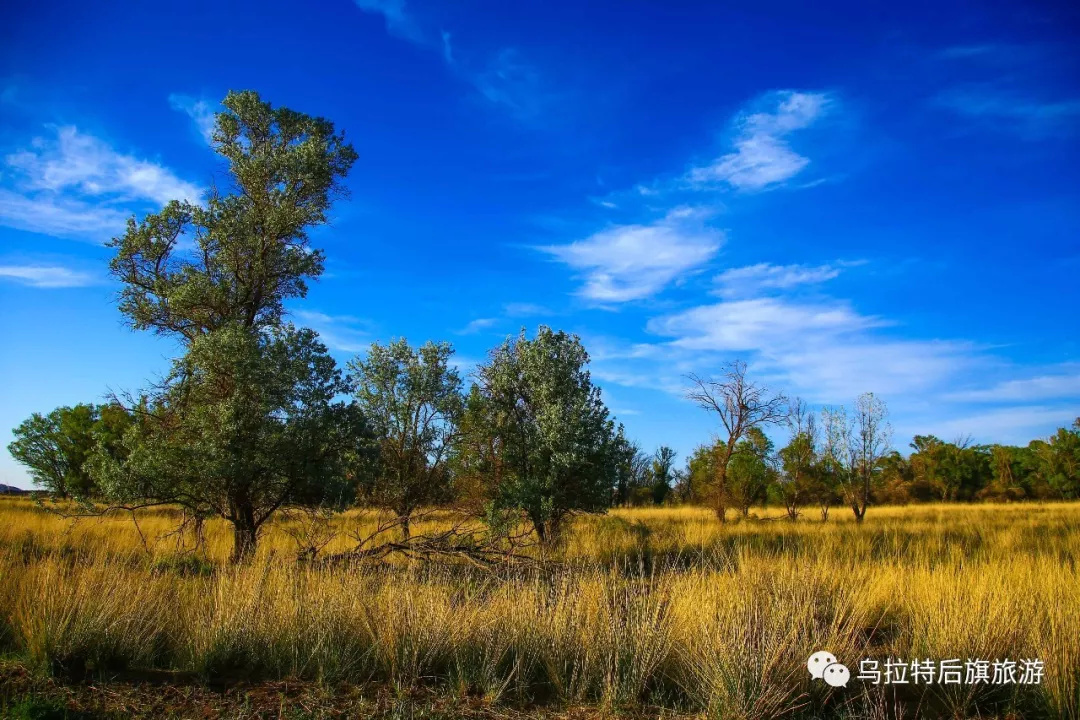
[
  {"xmin": 766, "ymin": 338, "xmax": 978, "ymax": 401},
  {"xmin": 353, "ymin": 0, "xmax": 422, "ymax": 42},
  {"xmin": 450, "ymin": 354, "xmax": 480, "ymax": 376},
  {"xmin": 7, "ymin": 126, "xmax": 202, "ymax": 205},
  {"xmin": 946, "ymin": 367, "xmax": 1080, "ymax": 403},
  {"xmin": 168, "ymin": 94, "xmax": 216, "ymax": 144},
  {"xmin": 0, "ymin": 189, "xmax": 129, "ymax": 239},
  {"xmin": 647, "ymin": 297, "xmax": 880, "ymax": 352},
  {"xmin": 613, "ymin": 292, "xmax": 980, "ymax": 404},
  {"xmin": 0, "ymin": 264, "xmax": 97, "ymax": 288},
  {"xmin": 539, "ymin": 208, "xmax": 722, "ymax": 303},
  {"xmin": 714, "ymin": 262, "xmax": 843, "ymax": 298},
  {"xmin": 0, "ymin": 125, "xmax": 202, "ymax": 241},
  {"xmin": 684, "ymin": 90, "xmax": 831, "ymax": 191}
]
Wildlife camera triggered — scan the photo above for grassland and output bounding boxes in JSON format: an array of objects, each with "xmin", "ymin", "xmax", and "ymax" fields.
[{"xmin": 1, "ymin": 498, "xmax": 1078, "ymax": 719}]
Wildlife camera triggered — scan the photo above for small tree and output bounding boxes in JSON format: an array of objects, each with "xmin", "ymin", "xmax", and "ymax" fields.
[
  {"xmin": 775, "ymin": 399, "xmax": 818, "ymax": 521},
  {"xmin": 8, "ymin": 403, "xmax": 131, "ymax": 498},
  {"xmin": 680, "ymin": 443, "xmax": 716, "ymax": 504},
  {"xmin": 467, "ymin": 327, "xmax": 620, "ymax": 545},
  {"xmin": 727, "ymin": 427, "xmax": 777, "ymax": 517},
  {"xmin": 819, "ymin": 406, "xmax": 850, "ymax": 521},
  {"xmin": 609, "ymin": 431, "xmax": 656, "ymax": 507},
  {"xmin": 347, "ymin": 339, "xmax": 464, "ymax": 539},
  {"xmin": 650, "ymin": 446, "xmax": 677, "ymax": 505},
  {"xmin": 686, "ymin": 361, "xmax": 787, "ymax": 522},
  {"xmin": 826, "ymin": 392, "xmax": 892, "ymax": 523}
]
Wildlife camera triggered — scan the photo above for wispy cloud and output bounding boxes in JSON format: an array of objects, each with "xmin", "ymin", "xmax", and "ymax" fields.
[
  {"xmin": 0, "ymin": 125, "xmax": 202, "ymax": 242},
  {"xmin": 0, "ymin": 264, "xmax": 97, "ymax": 288},
  {"xmin": 6, "ymin": 126, "xmax": 202, "ymax": 205},
  {"xmin": 168, "ymin": 94, "xmax": 216, "ymax": 144},
  {"xmin": 0, "ymin": 190, "xmax": 129, "ymax": 239},
  {"xmin": 714, "ymin": 262, "xmax": 846, "ymax": 298},
  {"xmin": 937, "ymin": 87, "xmax": 1080, "ymax": 135},
  {"xmin": 539, "ymin": 207, "xmax": 723, "ymax": 303},
  {"xmin": 353, "ymin": 0, "xmax": 422, "ymax": 42},
  {"xmin": 683, "ymin": 91, "xmax": 833, "ymax": 192},
  {"xmin": 946, "ymin": 366, "xmax": 1080, "ymax": 403},
  {"xmin": 468, "ymin": 48, "xmax": 548, "ymax": 120},
  {"xmin": 915, "ymin": 405, "xmax": 1078, "ymax": 447},
  {"xmin": 350, "ymin": 3, "xmax": 548, "ymax": 122},
  {"xmin": 647, "ymin": 297, "xmax": 882, "ymax": 353},
  {"xmin": 503, "ymin": 302, "xmax": 552, "ymax": 317},
  {"xmin": 936, "ymin": 43, "xmax": 1080, "ymax": 137},
  {"xmin": 293, "ymin": 309, "xmax": 371, "ymax": 354},
  {"xmin": 459, "ymin": 317, "xmax": 499, "ymax": 334}
]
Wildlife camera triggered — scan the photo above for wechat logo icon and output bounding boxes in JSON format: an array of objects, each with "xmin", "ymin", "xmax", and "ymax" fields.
[{"xmin": 808, "ymin": 651, "xmax": 850, "ymax": 688}]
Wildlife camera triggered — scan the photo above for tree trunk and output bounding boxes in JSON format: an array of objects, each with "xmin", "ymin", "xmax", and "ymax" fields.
[
  {"xmin": 713, "ymin": 463, "xmax": 728, "ymax": 523},
  {"xmin": 231, "ymin": 510, "xmax": 258, "ymax": 563},
  {"xmin": 400, "ymin": 513, "xmax": 411, "ymax": 542}
]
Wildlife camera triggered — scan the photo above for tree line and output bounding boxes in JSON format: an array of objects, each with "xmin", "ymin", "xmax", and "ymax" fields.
[{"xmin": 7, "ymin": 91, "xmax": 1080, "ymax": 562}]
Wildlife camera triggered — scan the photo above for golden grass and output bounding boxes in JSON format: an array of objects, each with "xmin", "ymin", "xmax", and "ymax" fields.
[{"xmin": 1, "ymin": 498, "xmax": 1078, "ymax": 718}]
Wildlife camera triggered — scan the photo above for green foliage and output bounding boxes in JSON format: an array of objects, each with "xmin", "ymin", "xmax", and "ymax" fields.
[
  {"xmin": 94, "ymin": 90, "xmax": 364, "ymax": 561},
  {"xmin": 7, "ymin": 403, "xmax": 131, "ymax": 498},
  {"xmin": 680, "ymin": 443, "xmax": 716, "ymax": 504},
  {"xmin": 775, "ymin": 429, "xmax": 818, "ymax": 519},
  {"xmin": 1035, "ymin": 419, "xmax": 1080, "ymax": 498},
  {"xmin": 727, "ymin": 428, "xmax": 777, "ymax": 516},
  {"xmin": 347, "ymin": 339, "xmax": 464, "ymax": 537},
  {"xmin": 649, "ymin": 446, "xmax": 677, "ymax": 505},
  {"xmin": 92, "ymin": 325, "xmax": 369, "ymax": 561},
  {"xmin": 107, "ymin": 90, "xmax": 357, "ymax": 340},
  {"xmin": 463, "ymin": 326, "xmax": 620, "ymax": 543},
  {"xmin": 610, "ymin": 429, "xmax": 646, "ymax": 506}
]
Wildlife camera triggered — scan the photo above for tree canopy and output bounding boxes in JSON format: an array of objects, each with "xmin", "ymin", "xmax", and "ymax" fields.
[
  {"xmin": 347, "ymin": 339, "xmax": 464, "ymax": 538},
  {"xmin": 463, "ymin": 327, "xmax": 621, "ymax": 544}
]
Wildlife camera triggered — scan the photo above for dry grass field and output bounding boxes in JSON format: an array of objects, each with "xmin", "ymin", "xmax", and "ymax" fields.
[{"xmin": 1, "ymin": 498, "xmax": 1078, "ymax": 719}]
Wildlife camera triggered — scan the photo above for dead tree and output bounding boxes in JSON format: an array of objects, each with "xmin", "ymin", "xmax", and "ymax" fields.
[{"xmin": 686, "ymin": 361, "xmax": 787, "ymax": 523}]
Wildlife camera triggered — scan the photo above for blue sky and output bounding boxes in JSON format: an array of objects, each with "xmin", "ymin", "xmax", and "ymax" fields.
[{"xmin": 2, "ymin": 0, "xmax": 1079, "ymax": 488}]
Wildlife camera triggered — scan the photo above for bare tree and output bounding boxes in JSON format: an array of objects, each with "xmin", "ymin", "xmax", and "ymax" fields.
[
  {"xmin": 829, "ymin": 392, "xmax": 892, "ymax": 523},
  {"xmin": 686, "ymin": 361, "xmax": 788, "ymax": 522},
  {"xmin": 777, "ymin": 398, "xmax": 818, "ymax": 521}
]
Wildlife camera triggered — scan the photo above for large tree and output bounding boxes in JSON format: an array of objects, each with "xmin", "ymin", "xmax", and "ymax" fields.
[
  {"xmin": 464, "ymin": 327, "xmax": 621, "ymax": 545},
  {"xmin": 686, "ymin": 361, "xmax": 787, "ymax": 522},
  {"xmin": 97, "ymin": 91, "xmax": 362, "ymax": 561},
  {"xmin": 347, "ymin": 339, "xmax": 464, "ymax": 539},
  {"xmin": 93, "ymin": 325, "xmax": 368, "ymax": 561}
]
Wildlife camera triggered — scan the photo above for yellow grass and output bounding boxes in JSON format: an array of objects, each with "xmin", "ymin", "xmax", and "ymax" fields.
[{"xmin": 1, "ymin": 498, "xmax": 1078, "ymax": 718}]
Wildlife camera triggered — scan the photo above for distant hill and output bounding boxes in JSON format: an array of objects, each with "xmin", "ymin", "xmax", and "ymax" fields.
[{"xmin": 0, "ymin": 484, "xmax": 30, "ymax": 495}]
